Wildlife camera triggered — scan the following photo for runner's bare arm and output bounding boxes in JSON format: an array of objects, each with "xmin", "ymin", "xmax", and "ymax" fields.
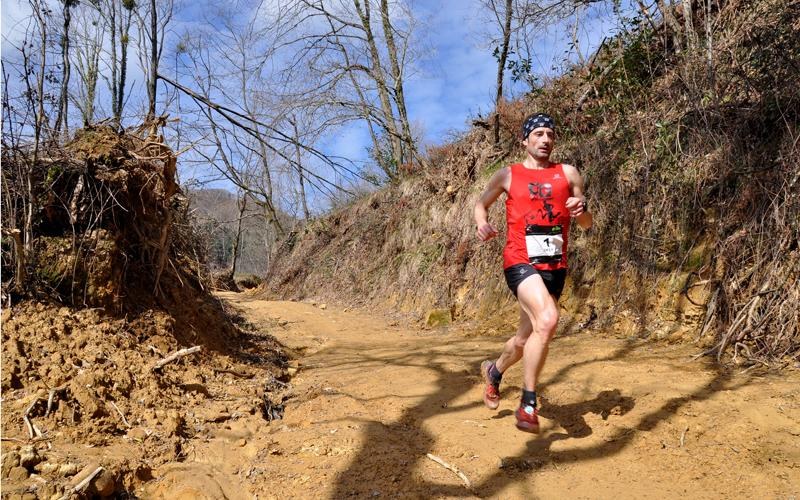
[
  {"xmin": 563, "ymin": 164, "xmax": 593, "ymax": 230},
  {"xmin": 474, "ymin": 166, "xmax": 510, "ymax": 241}
]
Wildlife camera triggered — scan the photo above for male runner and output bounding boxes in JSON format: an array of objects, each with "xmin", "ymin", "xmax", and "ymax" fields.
[{"xmin": 473, "ymin": 113, "xmax": 592, "ymax": 433}]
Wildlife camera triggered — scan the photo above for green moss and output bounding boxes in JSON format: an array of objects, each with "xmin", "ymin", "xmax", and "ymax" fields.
[
  {"xmin": 425, "ymin": 308, "xmax": 451, "ymax": 327},
  {"xmin": 46, "ymin": 164, "xmax": 64, "ymax": 185},
  {"xmin": 684, "ymin": 242, "xmax": 711, "ymax": 271}
]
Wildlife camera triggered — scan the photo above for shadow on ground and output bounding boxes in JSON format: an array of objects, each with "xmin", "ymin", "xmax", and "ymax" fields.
[{"xmin": 325, "ymin": 335, "xmax": 742, "ymax": 498}]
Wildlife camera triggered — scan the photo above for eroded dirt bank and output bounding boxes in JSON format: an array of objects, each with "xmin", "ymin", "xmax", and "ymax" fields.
[{"xmin": 147, "ymin": 293, "xmax": 799, "ymax": 499}]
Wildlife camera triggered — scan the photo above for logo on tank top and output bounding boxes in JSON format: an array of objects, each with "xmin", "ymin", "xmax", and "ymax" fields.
[{"xmin": 528, "ymin": 182, "xmax": 560, "ymax": 223}]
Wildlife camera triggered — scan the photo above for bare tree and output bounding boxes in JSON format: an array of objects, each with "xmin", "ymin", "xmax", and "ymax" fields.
[
  {"xmin": 229, "ymin": 191, "xmax": 247, "ymax": 277},
  {"xmin": 485, "ymin": 0, "xmax": 514, "ymax": 146},
  {"xmin": 289, "ymin": 115, "xmax": 311, "ymax": 221},
  {"xmin": 656, "ymin": 0, "xmax": 684, "ymax": 52},
  {"xmin": 136, "ymin": 0, "xmax": 173, "ymax": 122},
  {"xmin": 24, "ymin": 0, "xmax": 53, "ymax": 252},
  {"xmin": 379, "ymin": 0, "xmax": 414, "ymax": 163},
  {"xmin": 100, "ymin": 0, "xmax": 136, "ymax": 128},
  {"xmin": 72, "ymin": 1, "xmax": 104, "ymax": 125},
  {"xmin": 681, "ymin": 0, "xmax": 697, "ymax": 50},
  {"xmin": 284, "ymin": 0, "xmax": 421, "ymax": 178},
  {"xmin": 55, "ymin": 0, "xmax": 78, "ymax": 135}
]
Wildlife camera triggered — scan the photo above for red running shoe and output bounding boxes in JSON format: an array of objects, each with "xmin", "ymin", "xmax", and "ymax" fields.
[
  {"xmin": 481, "ymin": 360, "xmax": 500, "ymax": 410},
  {"xmin": 515, "ymin": 404, "xmax": 540, "ymax": 433}
]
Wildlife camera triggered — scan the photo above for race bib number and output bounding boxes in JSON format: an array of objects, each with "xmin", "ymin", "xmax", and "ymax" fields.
[{"xmin": 525, "ymin": 224, "xmax": 563, "ymax": 261}]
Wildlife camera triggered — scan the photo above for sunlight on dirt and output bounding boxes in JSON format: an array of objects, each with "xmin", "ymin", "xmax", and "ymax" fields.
[{"xmin": 147, "ymin": 293, "xmax": 799, "ymax": 499}]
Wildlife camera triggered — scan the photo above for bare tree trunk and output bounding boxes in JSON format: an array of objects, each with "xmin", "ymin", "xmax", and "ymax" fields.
[
  {"xmin": 324, "ymin": 14, "xmax": 389, "ymax": 179},
  {"xmin": 352, "ymin": 0, "xmax": 404, "ymax": 166},
  {"xmin": 493, "ymin": 0, "xmax": 513, "ymax": 146},
  {"xmin": 108, "ymin": 0, "xmax": 118, "ymax": 125},
  {"xmin": 682, "ymin": 0, "xmax": 697, "ymax": 50},
  {"xmin": 572, "ymin": 3, "xmax": 585, "ymax": 65},
  {"xmin": 73, "ymin": 4, "xmax": 103, "ymax": 126},
  {"xmin": 233, "ymin": 45, "xmax": 282, "ymax": 235},
  {"xmin": 56, "ymin": 0, "xmax": 74, "ymax": 136},
  {"xmin": 147, "ymin": 0, "xmax": 158, "ymax": 120},
  {"xmin": 105, "ymin": 0, "xmax": 132, "ymax": 128},
  {"xmin": 2, "ymin": 229, "xmax": 27, "ymax": 293},
  {"xmin": 28, "ymin": 0, "xmax": 49, "ymax": 253},
  {"xmin": 117, "ymin": 3, "xmax": 132, "ymax": 125},
  {"xmin": 656, "ymin": 0, "xmax": 683, "ymax": 52},
  {"xmin": 704, "ymin": 0, "xmax": 714, "ymax": 85},
  {"xmin": 230, "ymin": 193, "xmax": 247, "ymax": 277},
  {"xmin": 379, "ymin": 0, "xmax": 414, "ymax": 163},
  {"xmin": 290, "ymin": 118, "xmax": 310, "ymax": 221}
]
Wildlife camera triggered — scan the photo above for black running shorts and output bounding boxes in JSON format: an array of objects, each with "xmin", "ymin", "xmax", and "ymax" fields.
[{"xmin": 504, "ymin": 263, "xmax": 567, "ymax": 299}]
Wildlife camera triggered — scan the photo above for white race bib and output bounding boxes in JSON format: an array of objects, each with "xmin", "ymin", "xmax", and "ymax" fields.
[{"xmin": 525, "ymin": 225, "xmax": 563, "ymax": 261}]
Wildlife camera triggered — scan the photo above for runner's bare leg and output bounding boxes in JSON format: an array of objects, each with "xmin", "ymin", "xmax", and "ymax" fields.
[
  {"xmin": 516, "ymin": 275, "xmax": 559, "ymax": 391},
  {"xmin": 494, "ymin": 307, "xmax": 533, "ymax": 373}
]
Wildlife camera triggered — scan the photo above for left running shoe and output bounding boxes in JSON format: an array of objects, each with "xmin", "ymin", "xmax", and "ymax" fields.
[
  {"xmin": 481, "ymin": 360, "xmax": 500, "ymax": 410},
  {"xmin": 514, "ymin": 404, "xmax": 540, "ymax": 433}
]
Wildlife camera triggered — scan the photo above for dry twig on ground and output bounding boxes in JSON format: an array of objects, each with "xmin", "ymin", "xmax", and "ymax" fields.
[
  {"xmin": 425, "ymin": 453, "xmax": 472, "ymax": 490},
  {"xmin": 152, "ymin": 345, "xmax": 202, "ymax": 370}
]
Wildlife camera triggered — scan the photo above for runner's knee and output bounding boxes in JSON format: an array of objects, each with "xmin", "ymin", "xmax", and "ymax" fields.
[{"xmin": 536, "ymin": 308, "xmax": 559, "ymax": 339}]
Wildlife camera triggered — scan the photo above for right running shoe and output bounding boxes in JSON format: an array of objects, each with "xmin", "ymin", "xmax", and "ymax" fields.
[
  {"xmin": 480, "ymin": 360, "xmax": 500, "ymax": 410},
  {"xmin": 514, "ymin": 404, "xmax": 540, "ymax": 433}
]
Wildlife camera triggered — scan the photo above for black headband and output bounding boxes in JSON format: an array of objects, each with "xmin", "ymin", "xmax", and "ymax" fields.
[{"xmin": 522, "ymin": 113, "xmax": 555, "ymax": 138}]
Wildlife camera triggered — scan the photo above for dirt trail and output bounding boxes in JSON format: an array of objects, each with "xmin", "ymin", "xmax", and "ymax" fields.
[{"xmin": 148, "ymin": 293, "xmax": 799, "ymax": 499}]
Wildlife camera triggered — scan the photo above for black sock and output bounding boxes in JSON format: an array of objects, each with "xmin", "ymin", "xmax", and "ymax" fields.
[
  {"xmin": 521, "ymin": 389, "xmax": 537, "ymax": 408},
  {"xmin": 488, "ymin": 363, "xmax": 502, "ymax": 385}
]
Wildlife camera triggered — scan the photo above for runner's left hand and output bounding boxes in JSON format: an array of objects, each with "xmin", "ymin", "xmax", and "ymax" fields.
[{"xmin": 566, "ymin": 197, "xmax": 585, "ymax": 218}]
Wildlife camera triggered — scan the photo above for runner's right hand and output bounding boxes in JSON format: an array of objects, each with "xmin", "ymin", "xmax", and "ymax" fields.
[{"xmin": 477, "ymin": 222, "xmax": 498, "ymax": 241}]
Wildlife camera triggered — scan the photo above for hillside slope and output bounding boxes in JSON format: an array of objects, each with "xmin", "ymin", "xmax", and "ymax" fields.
[{"xmin": 265, "ymin": 0, "xmax": 799, "ymax": 364}]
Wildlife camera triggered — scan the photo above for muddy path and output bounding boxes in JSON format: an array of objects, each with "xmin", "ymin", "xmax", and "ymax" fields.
[{"xmin": 148, "ymin": 293, "xmax": 799, "ymax": 499}]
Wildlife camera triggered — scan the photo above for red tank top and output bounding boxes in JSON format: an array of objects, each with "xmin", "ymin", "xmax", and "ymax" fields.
[{"xmin": 503, "ymin": 163, "xmax": 571, "ymax": 270}]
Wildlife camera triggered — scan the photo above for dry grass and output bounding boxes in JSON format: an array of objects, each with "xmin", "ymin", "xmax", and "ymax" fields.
[{"xmin": 267, "ymin": 0, "xmax": 800, "ymax": 365}]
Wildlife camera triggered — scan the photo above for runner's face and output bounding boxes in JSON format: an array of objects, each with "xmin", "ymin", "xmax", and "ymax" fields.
[{"xmin": 523, "ymin": 127, "xmax": 555, "ymax": 160}]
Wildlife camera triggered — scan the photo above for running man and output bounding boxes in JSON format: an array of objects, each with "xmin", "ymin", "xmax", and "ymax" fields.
[{"xmin": 473, "ymin": 113, "xmax": 592, "ymax": 433}]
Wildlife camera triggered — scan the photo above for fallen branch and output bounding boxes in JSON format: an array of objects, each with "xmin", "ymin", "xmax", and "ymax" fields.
[
  {"xmin": 109, "ymin": 401, "xmax": 131, "ymax": 428},
  {"xmin": 45, "ymin": 385, "xmax": 68, "ymax": 418},
  {"xmin": 152, "ymin": 346, "xmax": 202, "ymax": 371},
  {"xmin": 1, "ymin": 436, "xmax": 53, "ymax": 444},
  {"xmin": 426, "ymin": 453, "xmax": 472, "ymax": 490},
  {"xmin": 213, "ymin": 368, "xmax": 254, "ymax": 379},
  {"xmin": 24, "ymin": 398, "xmax": 43, "ymax": 439},
  {"xmin": 1, "ymin": 228, "xmax": 26, "ymax": 293},
  {"xmin": 59, "ymin": 466, "xmax": 104, "ymax": 500}
]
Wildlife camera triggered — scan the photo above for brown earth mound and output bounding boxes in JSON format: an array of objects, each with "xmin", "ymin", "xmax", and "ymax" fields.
[{"xmin": 1, "ymin": 126, "xmax": 288, "ymax": 497}]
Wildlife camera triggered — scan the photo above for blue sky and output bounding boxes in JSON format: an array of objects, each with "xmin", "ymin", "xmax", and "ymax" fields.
[
  {"xmin": 316, "ymin": 0, "xmax": 625, "ymax": 162},
  {"xmin": 2, "ymin": 0, "xmax": 633, "ymax": 207}
]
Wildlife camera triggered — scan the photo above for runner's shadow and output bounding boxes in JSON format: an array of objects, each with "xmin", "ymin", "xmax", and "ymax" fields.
[
  {"xmin": 538, "ymin": 389, "xmax": 635, "ymax": 438},
  {"xmin": 327, "ymin": 334, "xmax": 741, "ymax": 498}
]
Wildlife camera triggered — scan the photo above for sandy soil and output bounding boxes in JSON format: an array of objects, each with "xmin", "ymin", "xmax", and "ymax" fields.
[{"xmin": 143, "ymin": 293, "xmax": 799, "ymax": 499}]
